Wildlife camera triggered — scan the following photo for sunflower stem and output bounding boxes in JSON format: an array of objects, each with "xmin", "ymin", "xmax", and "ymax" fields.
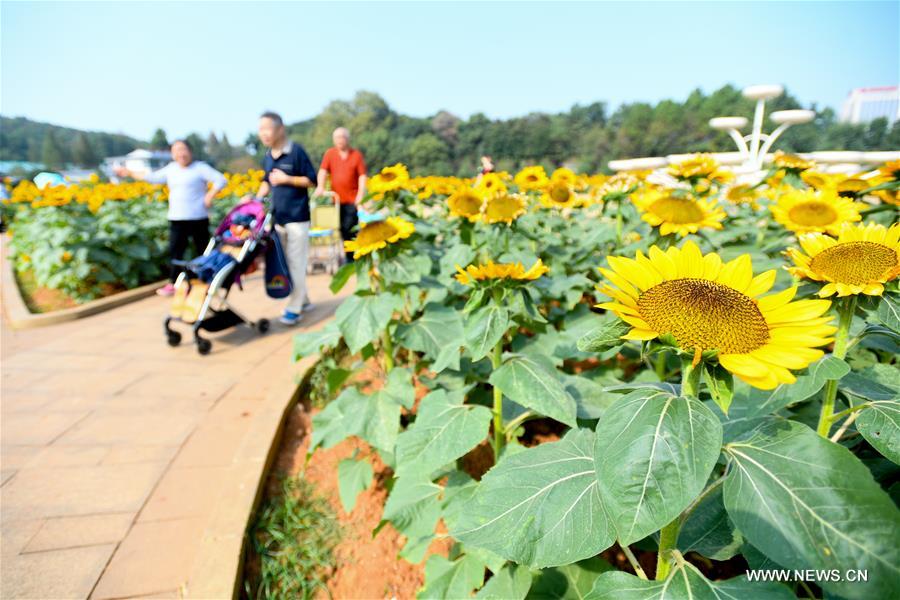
[
  {"xmin": 655, "ymin": 351, "xmax": 668, "ymax": 382},
  {"xmin": 382, "ymin": 326, "xmax": 394, "ymax": 374},
  {"xmin": 621, "ymin": 543, "xmax": 648, "ymax": 580},
  {"xmin": 817, "ymin": 296, "xmax": 856, "ymax": 438},
  {"xmin": 655, "ymin": 517, "xmax": 681, "ymax": 580},
  {"xmin": 491, "ymin": 337, "xmax": 504, "ymax": 462}
]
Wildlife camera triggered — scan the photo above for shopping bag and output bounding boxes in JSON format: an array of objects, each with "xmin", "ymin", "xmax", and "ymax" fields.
[{"xmin": 264, "ymin": 232, "xmax": 293, "ymax": 298}]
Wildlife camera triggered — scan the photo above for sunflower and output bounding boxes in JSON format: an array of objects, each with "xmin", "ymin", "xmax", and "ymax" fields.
[
  {"xmin": 769, "ymin": 188, "xmax": 863, "ymax": 236},
  {"xmin": 596, "ymin": 241, "xmax": 835, "ymax": 389},
  {"xmin": 773, "ymin": 151, "xmax": 814, "ymax": 173},
  {"xmin": 668, "ymin": 154, "xmax": 719, "ymax": 180},
  {"xmin": 368, "ymin": 164, "xmax": 411, "ymax": 195},
  {"xmin": 455, "ymin": 259, "xmax": 548, "ymax": 286},
  {"xmin": 878, "ymin": 159, "xmax": 900, "ymax": 181},
  {"xmin": 482, "ymin": 193, "xmax": 526, "ymax": 225},
  {"xmin": 787, "ymin": 222, "xmax": 900, "ymax": 297},
  {"xmin": 550, "ymin": 167, "xmax": 578, "ymax": 187},
  {"xmin": 475, "ymin": 172, "xmax": 508, "ymax": 197},
  {"xmin": 724, "ymin": 183, "xmax": 760, "ymax": 207},
  {"xmin": 447, "ymin": 188, "xmax": 483, "ymax": 222},
  {"xmin": 514, "ymin": 166, "xmax": 549, "ymax": 191},
  {"xmin": 632, "ymin": 189, "xmax": 726, "ymax": 237},
  {"xmin": 343, "ymin": 217, "xmax": 415, "ymax": 259},
  {"xmin": 801, "ymin": 171, "xmax": 869, "ymax": 198},
  {"xmin": 540, "ymin": 180, "xmax": 584, "ymax": 209}
]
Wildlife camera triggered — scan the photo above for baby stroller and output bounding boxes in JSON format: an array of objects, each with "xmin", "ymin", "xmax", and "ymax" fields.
[{"xmin": 164, "ymin": 199, "xmax": 272, "ymax": 355}]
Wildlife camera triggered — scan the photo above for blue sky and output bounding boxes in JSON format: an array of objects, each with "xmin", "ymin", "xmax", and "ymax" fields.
[{"xmin": 2, "ymin": 1, "xmax": 897, "ymax": 142}]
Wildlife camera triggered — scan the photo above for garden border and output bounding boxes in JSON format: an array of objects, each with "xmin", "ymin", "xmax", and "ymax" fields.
[
  {"xmin": 184, "ymin": 347, "xmax": 321, "ymax": 599},
  {"xmin": 1, "ymin": 236, "xmax": 166, "ymax": 330}
]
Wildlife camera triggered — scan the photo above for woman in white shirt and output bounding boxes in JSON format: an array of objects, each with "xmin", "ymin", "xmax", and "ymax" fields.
[{"xmin": 115, "ymin": 140, "xmax": 227, "ymax": 296}]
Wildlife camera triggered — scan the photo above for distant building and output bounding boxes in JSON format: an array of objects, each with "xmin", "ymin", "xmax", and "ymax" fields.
[
  {"xmin": 839, "ymin": 86, "xmax": 899, "ymax": 125},
  {"xmin": 101, "ymin": 149, "xmax": 171, "ymax": 181}
]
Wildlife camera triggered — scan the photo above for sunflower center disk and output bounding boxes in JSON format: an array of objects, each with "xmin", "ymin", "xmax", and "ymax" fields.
[
  {"xmin": 357, "ymin": 221, "xmax": 398, "ymax": 245},
  {"xmin": 809, "ymin": 241, "xmax": 898, "ymax": 285},
  {"xmin": 550, "ymin": 185, "xmax": 571, "ymax": 203},
  {"xmin": 787, "ymin": 201, "xmax": 837, "ymax": 226},
  {"xmin": 648, "ymin": 197, "xmax": 704, "ymax": 224},
  {"xmin": 637, "ymin": 278, "xmax": 770, "ymax": 354}
]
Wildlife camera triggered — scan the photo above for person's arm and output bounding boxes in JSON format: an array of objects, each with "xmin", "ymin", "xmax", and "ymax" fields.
[
  {"xmin": 115, "ymin": 164, "xmax": 168, "ymax": 183},
  {"xmin": 255, "ymin": 180, "xmax": 271, "ymax": 200},
  {"xmin": 315, "ymin": 168, "xmax": 329, "ymax": 196},
  {"xmin": 355, "ymin": 156, "xmax": 368, "ymax": 204},
  {"xmin": 200, "ymin": 163, "xmax": 227, "ymax": 208}
]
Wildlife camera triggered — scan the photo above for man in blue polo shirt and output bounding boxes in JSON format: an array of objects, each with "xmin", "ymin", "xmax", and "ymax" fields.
[{"xmin": 255, "ymin": 111, "xmax": 317, "ymax": 325}]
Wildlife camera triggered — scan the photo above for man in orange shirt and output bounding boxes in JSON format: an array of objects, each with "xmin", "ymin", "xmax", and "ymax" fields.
[{"xmin": 315, "ymin": 127, "xmax": 367, "ymax": 262}]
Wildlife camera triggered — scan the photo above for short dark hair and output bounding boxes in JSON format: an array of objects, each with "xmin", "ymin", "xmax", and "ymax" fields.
[
  {"xmin": 171, "ymin": 139, "xmax": 193, "ymax": 153},
  {"xmin": 260, "ymin": 111, "xmax": 284, "ymax": 127}
]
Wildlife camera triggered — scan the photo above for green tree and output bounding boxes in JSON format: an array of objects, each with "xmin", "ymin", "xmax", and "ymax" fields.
[
  {"xmin": 150, "ymin": 128, "xmax": 169, "ymax": 150},
  {"xmin": 71, "ymin": 132, "xmax": 98, "ymax": 167},
  {"xmin": 41, "ymin": 131, "xmax": 67, "ymax": 169}
]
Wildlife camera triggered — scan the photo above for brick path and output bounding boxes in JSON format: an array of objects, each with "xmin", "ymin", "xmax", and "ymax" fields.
[{"xmin": 1, "ymin": 273, "xmax": 347, "ymax": 599}]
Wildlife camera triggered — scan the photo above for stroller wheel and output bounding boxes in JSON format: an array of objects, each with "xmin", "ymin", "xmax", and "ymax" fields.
[
  {"xmin": 197, "ymin": 338, "xmax": 212, "ymax": 355},
  {"xmin": 166, "ymin": 331, "xmax": 182, "ymax": 347},
  {"xmin": 257, "ymin": 318, "xmax": 270, "ymax": 334}
]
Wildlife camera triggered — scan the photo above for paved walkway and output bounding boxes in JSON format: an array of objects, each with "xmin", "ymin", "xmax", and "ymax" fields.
[{"xmin": 1, "ymin": 272, "xmax": 348, "ymax": 599}]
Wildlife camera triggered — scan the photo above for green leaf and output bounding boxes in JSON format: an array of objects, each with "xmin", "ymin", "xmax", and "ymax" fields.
[
  {"xmin": 876, "ymin": 293, "xmax": 900, "ymax": 333},
  {"xmin": 329, "ymin": 261, "xmax": 355, "ymax": 293},
  {"xmin": 396, "ymin": 303, "xmax": 464, "ymax": 371},
  {"xmin": 857, "ymin": 400, "xmax": 900, "ymax": 464},
  {"xmin": 576, "ymin": 319, "xmax": 630, "ymax": 353},
  {"xmin": 677, "ymin": 483, "xmax": 742, "ymax": 560},
  {"xmin": 382, "ymin": 475, "xmax": 442, "ymax": 563},
  {"xmin": 336, "ymin": 292, "xmax": 401, "ymax": 353},
  {"xmin": 584, "ymin": 561, "xmax": 795, "ymax": 600},
  {"xmin": 594, "ymin": 388, "xmax": 723, "ymax": 545},
  {"xmin": 337, "ymin": 457, "xmax": 373, "ymax": 513},
  {"xmin": 476, "ymin": 564, "xmax": 531, "ymax": 600},
  {"xmin": 452, "ymin": 428, "xmax": 615, "ymax": 568},
  {"xmin": 841, "ymin": 369, "xmax": 900, "ymax": 401},
  {"xmin": 723, "ymin": 420, "xmax": 900, "ymax": 599},
  {"xmin": 528, "ymin": 557, "xmax": 613, "ymax": 600},
  {"xmin": 464, "ymin": 304, "xmax": 510, "ymax": 361},
  {"xmin": 562, "ymin": 373, "xmax": 617, "ymax": 420},
  {"xmin": 703, "ymin": 363, "xmax": 734, "ymax": 415},
  {"xmin": 292, "ymin": 321, "xmax": 341, "ymax": 360},
  {"xmin": 418, "ymin": 554, "xmax": 485, "ymax": 600},
  {"xmin": 489, "ymin": 354, "xmax": 577, "ymax": 427},
  {"xmin": 395, "ymin": 388, "xmax": 492, "ymax": 477},
  {"xmin": 381, "ymin": 253, "xmax": 432, "ymax": 285},
  {"xmin": 309, "ymin": 387, "xmax": 358, "ymax": 452}
]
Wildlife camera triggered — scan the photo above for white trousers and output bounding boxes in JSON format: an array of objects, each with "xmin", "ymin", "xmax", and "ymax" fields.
[{"xmin": 275, "ymin": 221, "xmax": 310, "ymax": 313}]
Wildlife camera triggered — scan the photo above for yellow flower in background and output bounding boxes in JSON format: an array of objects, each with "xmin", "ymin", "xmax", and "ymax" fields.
[
  {"xmin": 540, "ymin": 180, "xmax": 584, "ymax": 209},
  {"xmin": 475, "ymin": 172, "xmax": 508, "ymax": 197},
  {"xmin": 343, "ymin": 216, "xmax": 415, "ymax": 259},
  {"xmin": 801, "ymin": 171, "xmax": 869, "ymax": 198},
  {"xmin": 514, "ymin": 166, "xmax": 549, "ymax": 191},
  {"xmin": 597, "ymin": 240, "xmax": 835, "ymax": 389},
  {"xmin": 632, "ymin": 189, "xmax": 726, "ymax": 237},
  {"xmin": 455, "ymin": 259, "xmax": 548, "ymax": 285},
  {"xmin": 61, "ymin": 251, "xmax": 73, "ymax": 262},
  {"xmin": 873, "ymin": 187, "xmax": 900, "ymax": 206},
  {"xmin": 596, "ymin": 172, "xmax": 641, "ymax": 201},
  {"xmin": 787, "ymin": 222, "xmax": 900, "ymax": 297},
  {"xmin": 668, "ymin": 154, "xmax": 720, "ymax": 180},
  {"xmin": 773, "ymin": 150, "xmax": 814, "ymax": 172},
  {"xmin": 447, "ymin": 188, "xmax": 483, "ymax": 222},
  {"xmin": 878, "ymin": 159, "xmax": 900, "ymax": 181},
  {"xmin": 482, "ymin": 193, "xmax": 526, "ymax": 224},
  {"xmin": 725, "ymin": 183, "xmax": 760, "ymax": 206},
  {"xmin": 550, "ymin": 167, "xmax": 578, "ymax": 187},
  {"xmin": 368, "ymin": 163, "xmax": 411, "ymax": 196},
  {"xmin": 770, "ymin": 188, "xmax": 862, "ymax": 236}
]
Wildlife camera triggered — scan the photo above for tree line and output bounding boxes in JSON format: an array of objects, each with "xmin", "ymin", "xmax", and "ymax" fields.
[{"xmin": 2, "ymin": 84, "xmax": 898, "ymax": 175}]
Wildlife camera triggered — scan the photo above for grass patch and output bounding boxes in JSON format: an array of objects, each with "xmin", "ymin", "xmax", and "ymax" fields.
[{"xmin": 244, "ymin": 473, "xmax": 342, "ymax": 600}]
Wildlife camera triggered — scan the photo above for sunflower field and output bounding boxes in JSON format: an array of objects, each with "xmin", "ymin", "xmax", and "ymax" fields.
[
  {"xmin": 2, "ymin": 170, "xmax": 263, "ymax": 301},
  {"xmin": 295, "ymin": 156, "xmax": 900, "ymax": 599}
]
